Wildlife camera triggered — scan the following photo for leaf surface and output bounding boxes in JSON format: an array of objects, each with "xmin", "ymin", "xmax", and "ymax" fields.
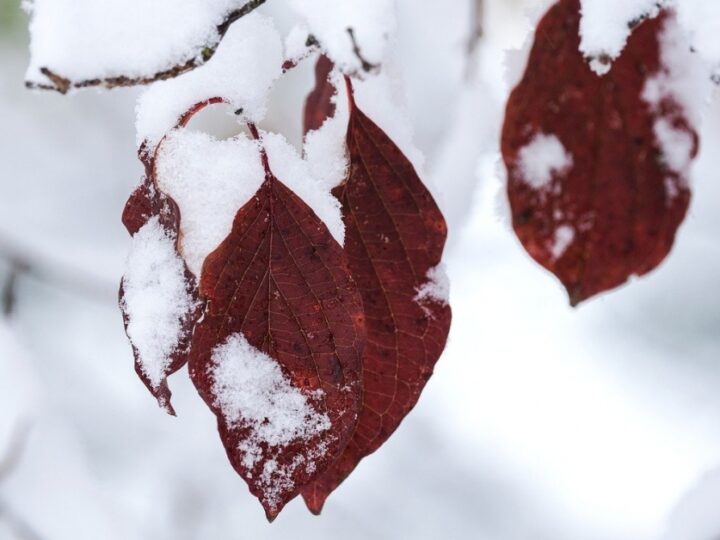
[
  {"xmin": 188, "ymin": 139, "xmax": 365, "ymax": 519},
  {"xmin": 119, "ymin": 159, "xmax": 202, "ymax": 415},
  {"xmin": 502, "ymin": 0, "xmax": 697, "ymax": 304},
  {"xmin": 302, "ymin": 79, "xmax": 452, "ymax": 513}
]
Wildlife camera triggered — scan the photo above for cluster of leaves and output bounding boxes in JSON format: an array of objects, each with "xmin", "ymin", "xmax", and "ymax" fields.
[
  {"xmin": 120, "ymin": 60, "xmax": 451, "ymax": 519},
  {"xmin": 27, "ymin": 0, "xmax": 706, "ymax": 522}
]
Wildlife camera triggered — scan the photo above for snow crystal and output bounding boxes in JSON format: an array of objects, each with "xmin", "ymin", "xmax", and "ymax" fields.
[
  {"xmin": 154, "ymin": 130, "xmax": 265, "ymax": 277},
  {"xmin": 122, "ymin": 216, "xmax": 194, "ymax": 389},
  {"xmin": 26, "ymin": 0, "xmax": 240, "ymax": 85},
  {"xmin": 415, "ymin": 264, "xmax": 450, "ymax": 309},
  {"xmin": 516, "ymin": 133, "xmax": 573, "ymax": 189},
  {"xmin": 263, "ymin": 131, "xmax": 345, "ymax": 245},
  {"xmin": 210, "ymin": 333, "xmax": 331, "ymax": 470},
  {"xmin": 550, "ymin": 225, "xmax": 575, "ymax": 260},
  {"xmin": 579, "ymin": 0, "xmax": 663, "ymax": 75},
  {"xmin": 289, "ymin": 0, "xmax": 395, "ymax": 72},
  {"xmin": 136, "ymin": 13, "xmax": 283, "ymax": 148}
]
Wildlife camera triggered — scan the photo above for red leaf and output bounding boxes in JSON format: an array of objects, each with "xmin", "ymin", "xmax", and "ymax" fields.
[
  {"xmin": 303, "ymin": 54, "xmax": 336, "ymax": 136},
  {"xmin": 302, "ymin": 78, "xmax": 452, "ymax": 513},
  {"xmin": 119, "ymin": 152, "xmax": 201, "ymax": 415},
  {"xmin": 502, "ymin": 0, "xmax": 697, "ymax": 305},
  {"xmin": 188, "ymin": 131, "xmax": 365, "ymax": 520}
]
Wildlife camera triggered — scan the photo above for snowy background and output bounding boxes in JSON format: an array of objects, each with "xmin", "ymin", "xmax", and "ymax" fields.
[{"xmin": 2, "ymin": 0, "xmax": 720, "ymax": 539}]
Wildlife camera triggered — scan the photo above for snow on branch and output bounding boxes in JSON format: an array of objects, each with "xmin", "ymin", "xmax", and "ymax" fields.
[{"xmin": 25, "ymin": 0, "xmax": 266, "ymax": 93}]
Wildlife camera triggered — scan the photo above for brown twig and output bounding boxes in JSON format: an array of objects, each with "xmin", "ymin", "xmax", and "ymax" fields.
[
  {"xmin": 465, "ymin": 0, "xmax": 484, "ymax": 80},
  {"xmin": 346, "ymin": 27, "xmax": 380, "ymax": 73},
  {"xmin": 25, "ymin": 0, "xmax": 267, "ymax": 94},
  {"xmin": 0, "ymin": 231, "xmax": 115, "ymax": 306}
]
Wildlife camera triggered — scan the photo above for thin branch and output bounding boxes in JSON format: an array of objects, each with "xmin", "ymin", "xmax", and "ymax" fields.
[
  {"xmin": 0, "ymin": 423, "xmax": 31, "ymax": 483},
  {"xmin": 465, "ymin": 0, "xmax": 484, "ymax": 80},
  {"xmin": 346, "ymin": 27, "xmax": 380, "ymax": 73},
  {"xmin": 25, "ymin": 0, "xmax": 267, "ymax": 94},
  {"xmin": 0, "ymin": 231, "xmax": 116, "ymax": 305}
]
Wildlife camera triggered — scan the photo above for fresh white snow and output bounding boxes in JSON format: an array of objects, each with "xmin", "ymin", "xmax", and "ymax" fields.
[
  {"xmin": 121, "ymin": 216, "xmax": 194, "ymax": 389},
  {"xmin": 549, "ymin": 225, "xmax": 575, "ymax": 260},
  {"xmin": 415, "ymin": 264, "xmax": 450, "ymax": 308},
  {"xmin": 210, "ymin": 333, "xmax": 331, "ymax": 508},
  {"xmin": 154, "ymin": 130, "xmax": 265, "ymax": 277},
  {"xmin": 289, "ymin": 0, "xmax": 395, "ymax": 73},
  {"xmin": 25, "ymin": 0, "xmax": 243, "ymax": 85},
  {"xmin": 136, "ymin": 13, "xmax": 283, "ymax": 148},
  {"xmin": 516, "ymin": 133, "xmax": 573, "ymax": 189}
]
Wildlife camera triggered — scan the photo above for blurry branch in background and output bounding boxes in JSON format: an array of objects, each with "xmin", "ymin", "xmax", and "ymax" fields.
[
  {"xmin": 0, "ymin": 423, "xmax": 30, "ymax": 483},
  {"xmin": 466, "ymin": 0, "xmax": 484, "ymax": 80},
  {"xmin": 0, "ymin": 231, "xmax": 116, "ymax": 315},
  {"xmin": 0, "ymin": 423, "xmax": 43, "ymax": 540},
  {"xmin": 25, "ymin": 0, "xmax": 266, "ymax": 93}
]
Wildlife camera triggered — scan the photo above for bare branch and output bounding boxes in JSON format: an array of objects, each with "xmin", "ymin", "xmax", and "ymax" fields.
[
  {"xmin": 346, "ymin": 27, "xmax": 380, "ymax": 73},
  {"xmin": 25, "ymin": 0, "xmax": 267, "ymax": 94},
  {"xmin": 0, "ymin": 423, "xmax": 31, "ymax": 483},
  {"xmin": 465, "ymin": 0, "xmax": 484, "ymax": 80},
  {"xmin": 0, "ymin": 231, "xmax": 116, "ymax": 305}
]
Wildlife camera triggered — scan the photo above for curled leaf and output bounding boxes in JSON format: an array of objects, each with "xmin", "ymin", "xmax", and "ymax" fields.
[
  {"xmin": 502, "ymin": 0, "xmax": 697, "ymax": 305},
  {"xmin": 119, "ymin": 155, "xmax": 201, "ymax": 415}
]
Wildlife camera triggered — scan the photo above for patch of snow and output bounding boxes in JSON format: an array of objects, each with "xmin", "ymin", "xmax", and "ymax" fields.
[
  {"xmin": 643, "ymin": 14, "xmax": 709, "ymax": 127},
  {"xmin": 579, "ymin": 0, "xmax": 664, "ymax": 75},
  {"xmin": 136, "ymin": 13, "xmax": 283, "ymax": 148},
  {"xmin": 654, "ymin": 119, "xmax": 695, "ymax": 175},
  {"xmin": 549, "ymin": 225, "xmax": 575, "ymax": 260},
  {"xmin": 415, "ymin": 264, "xmax": 450, "ymax": 308},
  {"xmin": 516, "ymin": 133, "xmax": 573, "ymax": 189},
  {"xmin": 642, "ymin": 15, "xmax": 708, "ymax": 181},
  {"xmin": 262, "ymin": 131, "xmax": 345, "ymax": 245},
  {"xmin": 154, "ymin": 130, "xmax": 265, "ymax": 277},
  {"xmin": 121, "ymin": 216, "xmax": 195, "ymax": 389},
  {"xmin": 284, "ymin": 24, "xmax": 312, "ymax": 64},
  {"xmin": 210, "ymin": 333, "xmax": 331, "ymax": 508},
  {"xmin": 26, "ymin": 0, "xmax": 242, "ymax": 85}
]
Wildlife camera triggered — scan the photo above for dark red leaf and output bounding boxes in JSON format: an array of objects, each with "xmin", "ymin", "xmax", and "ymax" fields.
[
  {"xmin": 119, "ymin": 153, "xmax": 201, "ymax": 415},
  {"xmin": 302, "ymin": 78, "xmax": 452, "ymax": 513},
  {"xmin": 502, "ymin": 0, "xmax": 697, "ymax": 305},
  {"xmin": 188, "ymin": 135, "xmax": 365, "ymax": 520},
  {"xmin": 303, "ymin": 54, "xmax": 336, "ymax": 136}
]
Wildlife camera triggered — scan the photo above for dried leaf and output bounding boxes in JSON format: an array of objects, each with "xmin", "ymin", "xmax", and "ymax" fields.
[
  {"xmin": 188, "ymin": 138, "xmax": 365, "ymax": 520},
  {"xmin": 502, "ymin": 0, "xmax": 697, "ymax": 305},
  {"xmin": 303, "ymin": 54, "xmax": 336, "ymax": 136},
  {"xmin": 302, "ymin": 78, "xmax": 452, "ymax": 513}
]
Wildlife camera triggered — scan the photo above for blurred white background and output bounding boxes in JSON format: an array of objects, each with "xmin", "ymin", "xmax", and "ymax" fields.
[{"xmin": 2, "ymin": 1, "xmax": 720, "ymax": 539}]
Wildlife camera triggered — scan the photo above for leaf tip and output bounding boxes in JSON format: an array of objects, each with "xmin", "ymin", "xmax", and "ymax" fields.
[{"xmin": 302, "ymin": 490, "xmax": 327, "ymax": 516}]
